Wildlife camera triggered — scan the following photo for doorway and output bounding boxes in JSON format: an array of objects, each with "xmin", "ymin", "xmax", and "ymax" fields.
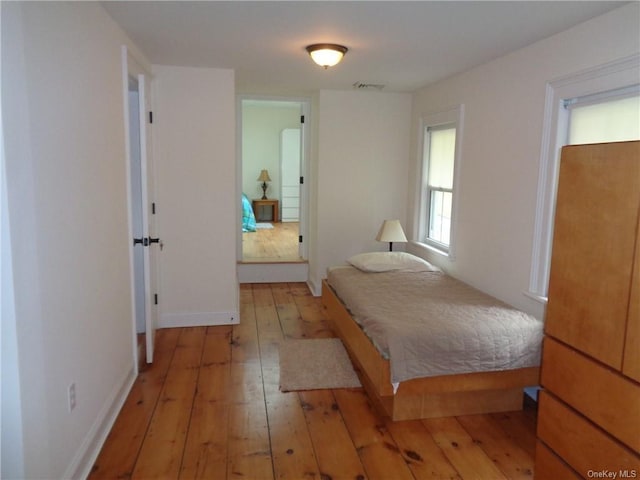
[{"xmin": 239, "ymin": 98, "xmax": 309, "ymax": 264}]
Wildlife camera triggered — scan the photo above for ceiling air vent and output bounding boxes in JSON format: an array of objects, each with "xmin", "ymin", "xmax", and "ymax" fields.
[{"xmin": 353, "ymin": 81, "xmax": 385, "ymax": 91}]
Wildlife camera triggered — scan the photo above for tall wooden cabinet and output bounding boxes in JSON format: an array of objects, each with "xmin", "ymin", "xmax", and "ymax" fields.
[{"xmin": 536, "ymin": 141, "xmax": 640, "ymax": 479}]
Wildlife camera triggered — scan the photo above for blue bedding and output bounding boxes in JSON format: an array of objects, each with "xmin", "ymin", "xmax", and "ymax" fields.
[{"xmin": 242, "ymin": 193, "xmax": 257, "ymax": 232}]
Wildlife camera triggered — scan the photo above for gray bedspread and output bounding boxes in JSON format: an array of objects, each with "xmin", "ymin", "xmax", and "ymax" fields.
[{"xmin": 327, "ymin": 266, "xmax": 543, "ymax": 384}]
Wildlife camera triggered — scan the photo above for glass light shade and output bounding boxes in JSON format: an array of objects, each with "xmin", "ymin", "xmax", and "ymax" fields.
[{"xmin": 306, "ymin": 44, "xmax": 348, "ymax": 68}]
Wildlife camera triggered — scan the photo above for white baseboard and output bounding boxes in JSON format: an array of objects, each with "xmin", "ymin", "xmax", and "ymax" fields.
[
  {"xmin": 159, "ymin": 311, "xmax": 240, "ymax": 328},
  {"xmin": 65, "ymin": 365, "xmax": 136, "ymax": 480},
  {"xmin": 307, "ymin": 277, "xmax": 322, "ymax": 297}
]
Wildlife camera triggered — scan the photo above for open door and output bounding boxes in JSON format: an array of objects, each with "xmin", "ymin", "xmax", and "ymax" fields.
[
  {"xmin": 296, "ymin": 103, "xmax": 309, "ymax": 261},
  {"xmin": 123, "ymin": 46, "xmax": 158, "ymax": 366},
  {"xmin": 138, "ymin": 72, "xmax": 158, "ymax": 364}
]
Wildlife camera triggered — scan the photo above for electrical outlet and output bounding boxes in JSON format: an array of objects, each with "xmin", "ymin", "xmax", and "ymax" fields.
[{"xmin": 68, "ymin": 383, "xmax": 76, "ymax": 412}]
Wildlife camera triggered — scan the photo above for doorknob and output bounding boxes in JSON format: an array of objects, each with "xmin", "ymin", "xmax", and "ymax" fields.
[{"xmin": 134, "ymin": 237, "xmax": 161, "ymax": 247}]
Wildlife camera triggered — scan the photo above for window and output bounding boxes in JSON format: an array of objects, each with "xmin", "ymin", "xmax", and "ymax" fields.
[
  {"xmin": 425, "ymin": 126, "xmax": 455, "ymax": 248},
  {"xmin": 417, "ymin": 105, "xmax": 463, "ymax": 256},
  {"xmin": 567, "ymin": 88, "xmax": 640, "ymax": 144},
  {"xmin": 528, "ymin": 55, "xmax": 640, "ymax": 303}
]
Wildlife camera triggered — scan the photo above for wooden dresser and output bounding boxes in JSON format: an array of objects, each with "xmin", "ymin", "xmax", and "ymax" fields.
[{"xmin": 535, "ymin": 141, "xmax": 640, "ymax": 478}]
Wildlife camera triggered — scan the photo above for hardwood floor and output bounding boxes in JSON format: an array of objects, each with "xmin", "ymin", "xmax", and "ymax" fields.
[
  {"xmin": 242, "ymin": 222, "xmax": 302, "ymax": 262},
  {"xmin": 89, "ymin": 283, "xmax": 537, "ymax": 479}
]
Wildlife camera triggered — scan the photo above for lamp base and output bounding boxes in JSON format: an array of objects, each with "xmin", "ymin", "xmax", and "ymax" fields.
[{"xmin": 261, "ymin": 182, "xmax": 268, "ymax": 200}]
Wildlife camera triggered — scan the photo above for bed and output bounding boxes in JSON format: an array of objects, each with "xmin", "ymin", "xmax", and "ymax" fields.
[
  {"xmin": 242, "ymin": 193, "xmax": 257, "ymax": 232},
  {"xmin": 321, "ymin": 251, "xmax": 543, "ymax": 420}
]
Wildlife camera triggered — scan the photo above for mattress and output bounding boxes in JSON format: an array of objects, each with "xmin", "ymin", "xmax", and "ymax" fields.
[{"xmin": 327, "ymin": 266, "xmax": 543, "ymax": 384}]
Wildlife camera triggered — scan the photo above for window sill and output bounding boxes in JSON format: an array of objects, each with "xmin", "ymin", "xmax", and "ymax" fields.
[{"xmin": 409, "ymin": 241, "xmax": 453, "ymax": 260}]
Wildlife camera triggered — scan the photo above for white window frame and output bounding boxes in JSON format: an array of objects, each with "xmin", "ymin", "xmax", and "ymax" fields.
[
  {"xmin": 527, "ymin": 54, "xmax": 640, "ymax": 303},
  {"xmin": 416, "ymin": 105, "xmax": 464, "ymax": 259}
]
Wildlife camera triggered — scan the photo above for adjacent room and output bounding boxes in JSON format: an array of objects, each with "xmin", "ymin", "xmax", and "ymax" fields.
[
  {"xmin": 240, "ymin": 98, "xmax": 306, "ymax": 263},
  {"xmin": 2, "ymin": 2, "xmax": 639, "ymax": 479}
]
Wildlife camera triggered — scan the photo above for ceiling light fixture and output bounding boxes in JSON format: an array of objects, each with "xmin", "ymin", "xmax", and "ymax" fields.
[{"xmin": 306, "ymin": 43, "xmax": 348, "ymax": 69}]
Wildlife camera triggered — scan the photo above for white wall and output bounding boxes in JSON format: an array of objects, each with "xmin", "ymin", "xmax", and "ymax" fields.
[
  {"xmin": 407, "ymin": 3, "xmax": 640, "ymax": 319},
  {"xmin": 1, "ymin": 76, "xmax": 24, "ymax": 478},
  {"xmin": 242, "ymin": 103, "xmax": 301, "ymax": 201},
  {"xmin": 310, "ymin": 90, "xmax": 412, "ymax": 293},
  {"xmin": 1, "ymin": 2, "xmax": 147, "ymax": 478},
  {"xmin": 152, "ymin": 65, "xmax": 239, "ymax": 327}
]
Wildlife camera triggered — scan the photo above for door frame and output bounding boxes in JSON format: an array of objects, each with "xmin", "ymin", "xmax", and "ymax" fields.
[
  {"xmin": 236, "ymin": 95, "xmax": 311, "ymax": 264},
  {"xmin": 121, "ymin": 45, "xmax": 157, "ymax": 370}
]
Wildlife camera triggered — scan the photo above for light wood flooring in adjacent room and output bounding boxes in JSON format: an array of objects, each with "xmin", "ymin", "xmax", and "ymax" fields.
[
  {"xmin": 242, "ymin": 221, "xmax": 302, "ymax": 262},
  {"xmin": 89, "ymin": 283, "xmax": 537, "ymax": 480}
]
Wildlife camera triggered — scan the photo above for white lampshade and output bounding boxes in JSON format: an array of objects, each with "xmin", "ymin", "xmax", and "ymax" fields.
[
  {"xmin": 376, "ymin": 220, "xmax": 408, "ymax": 243},
  {"xmin": 306, "ymin": 44, "xmax": 348, "ymax": 68}
]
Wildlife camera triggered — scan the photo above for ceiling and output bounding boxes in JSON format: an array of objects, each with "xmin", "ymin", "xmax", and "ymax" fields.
[{"xmin": 103, "ymin": 1, "xmax": 627, "ymax": 95}]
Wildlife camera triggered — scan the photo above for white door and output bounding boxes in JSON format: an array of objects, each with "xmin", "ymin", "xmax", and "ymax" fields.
[
  {"xmin": 123, "ymin": 47, "xmax": 158, "ymax": 365},
  {"xmin": 129, "ymin": 85, "xmax": 146, "ymax": 336},
  {"xmin": 138, "ymin": 72, "xmax": 158, "ymax": 364},
  {"xmin": 280, "ymin": 128, "xmax": 300, "ymax": 222}
]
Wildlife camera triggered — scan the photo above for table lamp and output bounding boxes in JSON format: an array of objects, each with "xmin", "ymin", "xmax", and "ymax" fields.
[
  {"xmin": 375, "ymin": 219, "xmax": 408, "ymax": 251},
  {"xmin": 257, "ymin": 169, "xmax": 271, "ymax": 199}
]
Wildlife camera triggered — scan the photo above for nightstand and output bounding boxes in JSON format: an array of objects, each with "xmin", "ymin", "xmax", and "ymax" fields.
[{"xmin": 252, "ymin": 199, "xmax": 279, "ymax": 223}]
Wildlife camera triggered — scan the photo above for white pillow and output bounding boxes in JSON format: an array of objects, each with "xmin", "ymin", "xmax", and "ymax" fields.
[{"xmin": 347, "ymin": 252, "xmax": 441, "ymax": 273}]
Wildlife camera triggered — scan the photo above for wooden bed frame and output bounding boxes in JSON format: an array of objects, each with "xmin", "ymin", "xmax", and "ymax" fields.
[{"xmin": 321, "ymin": 279, "xmax": 540, "ymax": 420}]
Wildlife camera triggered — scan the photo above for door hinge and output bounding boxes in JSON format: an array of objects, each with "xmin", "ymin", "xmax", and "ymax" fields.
[
  {"xmin": 152, "ymin": 202, "xmax": 156, "ymax": 215},
  {"xmin": 299, "ymin": 176, "xmax": 304, "ymax": 185},
  {"xmin": 300, "ymin": 115, "xmax": 305, "ymax": 124},
  {"xmin": 154, "ymin": 294, "xmax": 158, "ymax": 305},
  {"xmin": 299, "ymin": 235, "xmax": 303, "ymax": 243},
  {"xmin": 149, "ymin": 111, "xmax": 153, "ymax": 124}
]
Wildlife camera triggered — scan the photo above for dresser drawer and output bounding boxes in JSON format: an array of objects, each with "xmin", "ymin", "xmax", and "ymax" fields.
[
  {"xmin": 541, "ymin": 338, "xmax": 640, "ymax": 453},
  {"xmin": 535, "ymin": 441, "xmax": 581, "ymax": 480},
  {"xmin": 537, "ymin": 391, "xmax": 640, "ymax": 476}
]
